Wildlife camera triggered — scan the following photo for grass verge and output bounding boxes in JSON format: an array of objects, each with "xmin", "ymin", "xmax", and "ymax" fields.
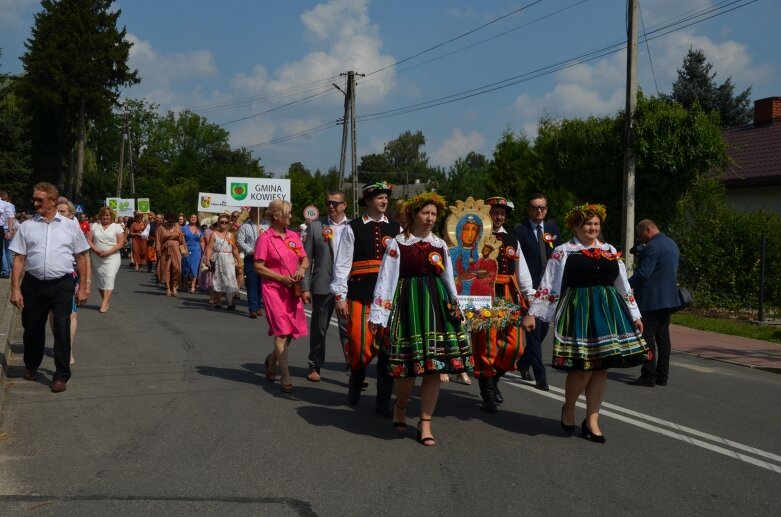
[{"xmin": 672, "ymin": 312, "xmax": 781, "ymax": 345}]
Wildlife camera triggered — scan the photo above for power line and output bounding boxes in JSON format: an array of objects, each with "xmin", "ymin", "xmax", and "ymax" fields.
[
  {"xmin": 638, "ymin": 0, "xmax": 659, "ymax": 95},
  {"xmin": 241, "ymin": 0, "xmax": 756, "ymax": 149}
]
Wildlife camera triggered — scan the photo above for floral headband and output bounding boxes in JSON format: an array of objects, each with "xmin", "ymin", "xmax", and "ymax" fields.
[
  {"xmin": 564, "ymin": 203, "xmax": 607, "ymax": 229},
  {"xmin": 402, "ymin": 191, "xmax": 447, "ymax": 223}
]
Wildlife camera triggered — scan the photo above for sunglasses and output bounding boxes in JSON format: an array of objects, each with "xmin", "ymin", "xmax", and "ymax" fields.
[
  {"xmin": 530, "ymin": 205, "xmax": 547, "ymax": 211},
  {"xmin": 31, "ymin": 197, "xmax": 51, "ymax": 203},
  {"xmin": 218, "ymin": 220, "xmax": 229, "ymax": 224},
  {"xmin": 325, "ymin": 200, "xmax": 345, "ymax": 207}
]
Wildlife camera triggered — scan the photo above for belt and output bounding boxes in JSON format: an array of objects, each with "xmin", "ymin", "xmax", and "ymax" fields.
[
  {"xmin": 24, "ymin": 272, "xmax": 72, "ymax": 284},
  {"xmin": 350, "ymin": 259, "xmax": 381, "ymax": 276}
]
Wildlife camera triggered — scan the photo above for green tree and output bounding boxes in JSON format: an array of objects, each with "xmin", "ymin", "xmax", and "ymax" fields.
[
  {"xmin": 130, "ymin": 110, "xmax": 264, "ymax": 214},
  {"xmin": 536, "ymin": 94, "xmax": 728, "ymax": 243},
  {"xmin": 664, "ymin": 48, "xmax": 752, "ymax": 127},
  {"xmin": 670, "ymin": 176, "xmax": 781, "ymax": 310},
  {"xmin": 286, "ymin": 162, "xmax": 327, "ymax": 225},
  {"xmin": 0, "ymin": 56, "xmax": 32, "ymax": 204},
  {"xmin": 430, "ymin": 151, "xmax": 490, "ymax": 204},
  {"xmin": 358, "ymin": 130, "xmax": 434, "ymax": 186},
  {"xmin": 19, "ymin": 0, "xmax": 139, "ymax": 202}
]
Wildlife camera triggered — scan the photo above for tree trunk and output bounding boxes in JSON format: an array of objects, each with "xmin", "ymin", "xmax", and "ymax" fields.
[{"xmin": 73, "ymin": 97, "xmax": 86, "ymax": 203}]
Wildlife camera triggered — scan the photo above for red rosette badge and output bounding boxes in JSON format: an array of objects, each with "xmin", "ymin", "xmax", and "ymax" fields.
[
  {"xmin": 287, "ymin": 240, "xmax": 302, "ymax": 257},
  {"xmin": 543, "ymin": 232, "xmax": 555, "ymax": 248},
  {"xmin": 428, "ymin": 251, "xmax": 445, "ymax": 271},
  {"xmin": 322, "ymin": 226, "xmax": 334, "ymax": 242},
  {"xmin": 381, "ymin": 235, "xmax": 392, "ymax": 248},
  {"xmin": 505, "ymin": 246, "xmax": 519, "ymax": 260}
]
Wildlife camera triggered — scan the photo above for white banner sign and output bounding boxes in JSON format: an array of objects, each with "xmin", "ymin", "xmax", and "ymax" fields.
[
  {"xmin": 197, "ymin": 192, "xmax": 242, "ymax": 214},
  {"xmin": 457, "ymin": 295, "xmax": 492, "ymax": 309},
  {"xmin": 225, "ymin": 177, "xmax": 290, "ymax": 207},
  {"xmin": 105, "ymin": 198, "xmax": 135, "ymax": 217}
]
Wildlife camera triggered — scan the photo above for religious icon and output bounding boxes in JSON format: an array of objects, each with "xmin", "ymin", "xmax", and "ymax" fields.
[{"xmin": 445, "ymin": 197, "xmax": 495, "ymax": 296}]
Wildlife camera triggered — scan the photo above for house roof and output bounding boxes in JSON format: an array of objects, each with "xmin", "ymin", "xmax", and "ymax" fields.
[{"xmin": 720, "ymin": 117, "xmax": 781, "ymax": 187}]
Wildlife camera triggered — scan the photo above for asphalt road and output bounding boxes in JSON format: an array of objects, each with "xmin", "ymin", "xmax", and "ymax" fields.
[{"xmin": 1, "ymin": 262, "xmax": 779, "ymax": 516}]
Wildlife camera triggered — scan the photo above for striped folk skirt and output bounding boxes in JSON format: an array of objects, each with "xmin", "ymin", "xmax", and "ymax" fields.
[
  {"xmin": 552, "ymin": 285, "xmax": 651, "ymax": 371},
  {"xmin": 386, "ymin": 275, "xmax": 473, "ymax": 378}
]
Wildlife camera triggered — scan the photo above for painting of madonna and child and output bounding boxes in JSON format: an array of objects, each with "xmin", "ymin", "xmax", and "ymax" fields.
[{"xmin": 444, "ymin": 197, "xmax": 501, "ymax": 303}]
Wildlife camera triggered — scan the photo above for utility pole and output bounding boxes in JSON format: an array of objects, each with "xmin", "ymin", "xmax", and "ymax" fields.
[
  {"xmin": 127, "ymin": 118, "xmax": 135, "ymax": 197},
  {"xmin": 349, "ymin": 71, "xmax": 360, "ymax": 219},
  {"xmin": 334, "ymin": 71, "xmax": 364, "ymax": 218},
  {"xmin": 335, "ymin": 77, "xmax": 349, "ymax": 191},
  {"xmin": 116, "ymin": 113, "xmax": 126, "ymax": 198},
  {"xmin": 622, "ymin": 0, "xmax": 639, "ymax": 271}
]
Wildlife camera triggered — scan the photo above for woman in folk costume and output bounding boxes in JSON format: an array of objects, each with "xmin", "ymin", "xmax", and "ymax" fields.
[
  {"xmin": 370, "ymin": 192, "xmax": 473, "ymax": 447},
  {"xmin": 524, "ymin": 203, "xmax": 650, "ymax": 443}
]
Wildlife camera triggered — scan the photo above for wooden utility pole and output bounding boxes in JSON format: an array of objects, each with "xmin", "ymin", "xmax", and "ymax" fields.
[
  {"xmin": 349, "ymin": 71, "xmax": 360, "ymax": 219},
  {"xmin": 116, "ymin": 113, "xmax": 126, "ymax": 197},
  {"xmin": 336, "ymin": 77, "xmax": 349, "ymax": 191},
  {"xmin": 622, "ymin": 0, "xmax": 639, "ymax": 271}
]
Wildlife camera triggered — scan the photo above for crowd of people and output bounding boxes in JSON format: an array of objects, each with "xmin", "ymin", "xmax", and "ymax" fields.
[{"xmin": 6, "ymin": 181, "xmax": 681, "ymax": 447}]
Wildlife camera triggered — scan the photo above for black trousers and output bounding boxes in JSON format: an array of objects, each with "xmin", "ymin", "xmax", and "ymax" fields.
[
  {"xmin": 21, "ymin": 273, "xmax": 74, "ymax": 381},
  {"xmin": 518, "ymin": 318, "xmax": 549, "ymax": 384},
  {"xmin": 308, "ymin": 292, "xmax": 348, "ymax": 371},
  {"xmin": 640, "ymin": 309, "xmax": 672, "ymax": 383}
]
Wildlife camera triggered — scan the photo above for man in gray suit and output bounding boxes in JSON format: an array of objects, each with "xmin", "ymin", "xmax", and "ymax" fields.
[
  {"xmin": 627, "ymin": 219, "xmax": 680, "ymax": 387},
  {"xmin": 301, "ymin": 190, "xmax": 350, "ymax": 382}
]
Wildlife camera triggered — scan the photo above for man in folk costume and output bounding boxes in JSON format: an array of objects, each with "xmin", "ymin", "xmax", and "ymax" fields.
[
  {"xmin": 331, "ymin": 181, "xmax": 401, "ymax": 416},
  {"xmin": 473, "ymin": 196, "xmax": 535, "ymax": 413}
]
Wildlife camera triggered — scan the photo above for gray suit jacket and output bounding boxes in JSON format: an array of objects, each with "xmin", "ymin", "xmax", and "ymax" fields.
[{"xmin": 301, "ymin": 217, "xmax": 349, "ymax": 295}]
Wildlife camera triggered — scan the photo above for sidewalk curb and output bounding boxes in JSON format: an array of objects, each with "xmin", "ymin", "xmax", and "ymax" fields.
[
  {"xmin": 0, "ymin": 281, "xmax": 16, "ymax": 403},
  {"xmin": 672, "ymin": 349, "xmax": 781, "ymax": 375}
]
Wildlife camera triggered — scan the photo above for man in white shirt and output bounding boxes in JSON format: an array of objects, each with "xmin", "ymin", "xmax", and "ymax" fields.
[
  {"xmin": 9, "ymin": 182, "xmax": 90, "ymax": 393},
  {"xmin": 236, "ymin": 207, "xmax": 265, "ymax": 318},
  {"xmin": 0, "ymin": 190, "xmax": 15, "ymax": 277}
]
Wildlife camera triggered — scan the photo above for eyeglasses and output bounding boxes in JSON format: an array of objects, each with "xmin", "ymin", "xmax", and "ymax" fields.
[
  {"xmin": 218, "ymin": 221, "xmax": 229, "ymax": 224},
  {"xmin": 530, "ymin": 205, "xmax": 547, "ymax": 211},
  {"xmin": 325, "ymin": 200, "xmax": 345, "ymax": 207},
  {"xmin": 31, "ymin": 197, "xmax": 50, "ymax": 203}
]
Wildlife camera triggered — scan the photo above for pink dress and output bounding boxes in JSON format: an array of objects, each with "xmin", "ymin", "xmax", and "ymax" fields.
[{"xmin": 255, "ymin": 229, "xmax": 308, "ymax": 339}]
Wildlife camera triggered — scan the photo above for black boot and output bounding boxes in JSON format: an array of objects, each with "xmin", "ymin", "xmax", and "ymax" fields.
[
  {"xmin": 478, "ymin": 378, "xmax": 498, "ymax": 413},
  {"xmin": 493, "ymin": 369, "xmax": 505, "ymax": 404},
  {"xmin": 375, "ymin": 353, "xmax": 393, "ymax": 417},
  {"xmin": 348, "ymin": 368, "xmax": 366, "ymax": 406}
]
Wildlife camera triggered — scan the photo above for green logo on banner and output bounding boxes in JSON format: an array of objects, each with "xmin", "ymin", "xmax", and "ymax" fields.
[
  {"xmin": 230, "ymin": 182, "xmax": 248, "ymax": 201},
  {"xmin": 119, "ymin": 200, "xmax": 131, "ymax": 211},
  {"xmin": 107, "ymin": 199, "xmax": 118, "ymax": 209},
  {"xmin": 137, "ymin": 199, "xmax": 150, "ymax": 212}
]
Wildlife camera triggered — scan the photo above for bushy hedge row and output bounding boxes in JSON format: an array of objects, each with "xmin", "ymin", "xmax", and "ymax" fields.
[{"xmin": 669, "ymin": 177, "xmax": 780, "ymax": 311}]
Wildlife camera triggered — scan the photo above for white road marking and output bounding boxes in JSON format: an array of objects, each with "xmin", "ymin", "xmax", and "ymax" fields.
[
  {"xmin": 503, "ymin": 373, "xmax": 781, "ymax": 474},
  {"xmin": 298, "ymin": 304, "xmax": 781, "ymax": 473}
]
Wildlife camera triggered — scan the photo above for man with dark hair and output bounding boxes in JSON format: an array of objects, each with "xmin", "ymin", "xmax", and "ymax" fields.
[
  {"xmin": 331, "ymin": 182, "xmax": 401, "ymax": 415},
  {"xmin": 627, "ymin": 219, "xmax": 680, "ymax": 387},
  {"xmin": 302, "ymin": 189, "xmax": 350, "ymax": 381},
  {"xmin": 514, "ymin": 192, "xmax": 562, "ymax": 391},
  {"xmin": 9, "ymin": 182, "xmax": 90, "ymax": 393}
]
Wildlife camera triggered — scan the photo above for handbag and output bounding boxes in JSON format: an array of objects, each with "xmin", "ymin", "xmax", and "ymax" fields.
[
  {"xmin": 179, "ymin": 244, "xmax": 189, "ymax": 255},
  {"xmin": 673, "ymin": 286, "xmax": 694, "ymax": 312}
]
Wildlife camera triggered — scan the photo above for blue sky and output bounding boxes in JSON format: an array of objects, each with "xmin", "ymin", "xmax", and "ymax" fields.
[{"xmin": 1, "ymin": 0, "xmax": 778, "ymax": 177}]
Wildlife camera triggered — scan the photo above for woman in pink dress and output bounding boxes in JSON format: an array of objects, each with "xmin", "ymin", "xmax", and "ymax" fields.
[{"xmin": 254, "ymin": 199, "xmax": 310, "ymax": 394}]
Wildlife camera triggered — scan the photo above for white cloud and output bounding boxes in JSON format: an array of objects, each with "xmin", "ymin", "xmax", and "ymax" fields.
[
  {"xmin": 432, "ymin": 128, "xmax": 486, "ymax": 167},
  {"xmin": 125, "ymin": 33, "xmax": 218, "ymax": 106},
  {"xmin": 233, "ymin": 0, "xmax": 396, "ymax": 105},
  {"xmin": 0, "ymin": 0, "xmax": 36, "ymax": 27}
]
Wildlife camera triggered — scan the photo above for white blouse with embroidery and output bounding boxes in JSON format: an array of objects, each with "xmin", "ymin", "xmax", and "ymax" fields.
[
  {"xmin": 527, "ymin": 238, "xmax": 641, "ymax": 323},
  {"xmin": 369, "ymin": 233, "xmax": 458, "ymax": 327}
]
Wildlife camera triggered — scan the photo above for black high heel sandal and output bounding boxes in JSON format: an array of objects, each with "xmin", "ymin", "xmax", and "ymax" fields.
[
  {"xmin": 417, "ymin": 418, "xmax": 435, "ymax": 447},
  {"xmin": 393, "ymin": 402, "xmax": 407, "ymax": 433},
  {"xmin": 581, "ymin": 419, "xmax": 606, "ymax": 444},
  {"xmin": 560, "ymin": 406, "xmax": 575, "ymax": 436}
]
